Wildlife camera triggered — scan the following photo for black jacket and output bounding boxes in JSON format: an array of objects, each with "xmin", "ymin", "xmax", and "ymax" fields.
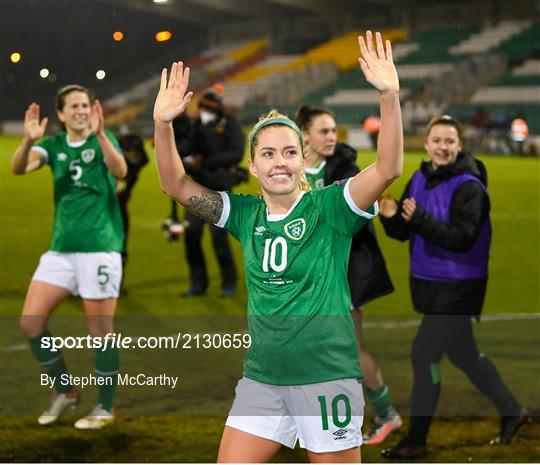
[
  {"xmin": 172, "ymin": 114, "xmax": 192, "ymax": 155},
  {"xmin": 380, "ymin": 152, "xmax": 490, "ymax": 315},
  {"xmin": 187, "ymin": 114, "xmax": 245, "ymax": 191},
  {"xmin": 327, "ymin": 143, "xmax": 394, "ymax": 307}
]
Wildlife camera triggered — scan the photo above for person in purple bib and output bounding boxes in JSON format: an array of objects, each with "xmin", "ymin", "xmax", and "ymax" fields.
[{"xmin": 378, "ymin": 115, "xmax": 530, "ymax": 459}]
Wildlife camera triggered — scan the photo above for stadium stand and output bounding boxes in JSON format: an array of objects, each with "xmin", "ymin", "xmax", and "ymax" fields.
[
  {"xmin": 402, "ymin": 27, "xmax": 481, "ymax": 64},
  {"xmin": 449, "ymin": 21, "xmax": 532, "ymax": 55},
  {"xmin": 444, "ymin": 21, "xmax": 540, "ymax": 137},
  {"xmin": 104, "ymin": 38, "xmax": 270, "ymax": 133},
  {"xmin": 101, "ymin": 20, "xmax": 539, "ymax": 141},
  {"xmin": 297, "ymin": 27, "xmax": 479, "ymax": 126},
  {"xmin": 225, "ymin": 30, "xmax": 406, "ymax": 123},
  {"xmin": 222, "ymin": 54, "xmax": 301, "ymax": 108}
]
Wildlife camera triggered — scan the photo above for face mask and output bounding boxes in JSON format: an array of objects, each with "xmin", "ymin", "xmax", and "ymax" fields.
[{"xmin": 200, "ymin": 110, "xmax": 217, "ymax": 125}]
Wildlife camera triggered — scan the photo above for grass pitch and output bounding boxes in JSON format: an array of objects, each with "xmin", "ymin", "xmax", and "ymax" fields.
[{"xmin": 1, "ymin": 135, "xmax": 538, "ymax": 462}]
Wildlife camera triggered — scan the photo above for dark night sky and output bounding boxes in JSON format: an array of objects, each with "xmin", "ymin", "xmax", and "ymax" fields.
[{"xmin": 1, "ymin": 1, "xmax": 207, "ymax": 119}]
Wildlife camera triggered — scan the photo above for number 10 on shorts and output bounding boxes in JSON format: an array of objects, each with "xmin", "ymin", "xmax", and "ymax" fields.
[{"xmin": 317, "ymin": 394, "xmax": 352, "ymax": 430}]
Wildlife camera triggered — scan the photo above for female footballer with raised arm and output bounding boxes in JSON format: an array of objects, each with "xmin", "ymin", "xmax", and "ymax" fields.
[
  {"xmin": 153, "ymin": 31, "xmax": 402, "ymax": 463},
  {"xmin": 12, "ymin": 85, "xmax": 126, "ymax": 429}
]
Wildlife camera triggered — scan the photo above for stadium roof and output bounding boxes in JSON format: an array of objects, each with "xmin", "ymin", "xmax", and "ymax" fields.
[
  {"xmin": 2, "ymin": 0, "xmax": 536, "ymax": 121},
  {"xmin": 2, "ymin": 0, "xmax": 399, "ymax": 119},
  {"xmin": 123, "ymin": 0, "xmax": 391, "ymax": 24}
]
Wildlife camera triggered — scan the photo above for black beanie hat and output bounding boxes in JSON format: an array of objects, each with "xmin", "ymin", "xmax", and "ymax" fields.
[{"xmin": 199, "ymin": 90, "xmax": 223, "ymax": 112}]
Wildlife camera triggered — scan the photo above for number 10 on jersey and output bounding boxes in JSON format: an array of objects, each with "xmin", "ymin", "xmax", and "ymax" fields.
[{"xmin": 262, "ymin": 237, "xmax": 288, "ymax": 272}]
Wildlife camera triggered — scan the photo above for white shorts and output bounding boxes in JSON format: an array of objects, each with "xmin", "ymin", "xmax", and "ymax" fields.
[
  {"xmin": 32, "ymin": 251, "xmax": 122, "ymax": 299},
  {"xmin": 225, "ymin": 377, "xmax": 364, "ymax": 453}
]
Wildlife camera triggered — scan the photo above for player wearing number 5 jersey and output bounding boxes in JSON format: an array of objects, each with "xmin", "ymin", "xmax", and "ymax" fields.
[
  {"xmin": 153, "ymin": 30, "xmax": 403, "ymax": 462},
  {"xmin": 11, "ymin": 85, "xmax": 126, "ymax": 429}
]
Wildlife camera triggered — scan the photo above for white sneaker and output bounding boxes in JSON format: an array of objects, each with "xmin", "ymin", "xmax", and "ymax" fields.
[
  {"xmin": 363, "ymin": 413, "xmax": 403, "ymax": 445},
  {"xmin": 38, "ymin": 390, "xmax": 80, "ymax": 425},
  {"xmin": 74, "ymin": 404, "xmax": 115, "ymax": 430}
]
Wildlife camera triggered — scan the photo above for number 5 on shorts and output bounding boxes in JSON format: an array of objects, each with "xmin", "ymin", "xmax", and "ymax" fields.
[
  {"xmin": 317, "ymin": 394, "xmax": 352, "ymax": 430},
  {"xmin": 97, "ymin": 265, "xmax": 110, "ymax": 285}
]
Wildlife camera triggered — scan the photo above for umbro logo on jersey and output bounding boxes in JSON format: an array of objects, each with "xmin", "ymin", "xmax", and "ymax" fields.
[
  {"xmin": 57, "ymin": 152, "xmax": 68, "ymax": 162},
  {"xmin": 81, "ymin": 149, "xmax": 96, "ymax": 163},
  {"xmin": 333, "ymin": 429, "xmax": 347, "ymax": 440},
  {"xmin": 284, "ymin": 218, "xmax": 305, "ymax": 241},
  {"xmin": 254, "ymin": 226, "xmax": 266, "ymax": 236}
]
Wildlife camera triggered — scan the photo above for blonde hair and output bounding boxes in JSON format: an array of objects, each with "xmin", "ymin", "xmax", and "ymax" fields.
[
  {"xmin": 250, "ymin": 109, "xmax": 311, "ymax": 192},
  {"xmin": 299, "ymin": 171, "xmax": 312, "ymax": 192}
]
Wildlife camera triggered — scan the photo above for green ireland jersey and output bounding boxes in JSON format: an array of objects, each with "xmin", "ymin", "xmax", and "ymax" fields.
[
  {"xmin": 217, "ymin": 179, "xmax": 378, "ymax": 385},
  {"xmin": 33, "ymin": 130, "xmax": 124, "ymax": 252},
  {"xmin": 304, "ymin": 160, "xmax": 326, "ymax": 189}
]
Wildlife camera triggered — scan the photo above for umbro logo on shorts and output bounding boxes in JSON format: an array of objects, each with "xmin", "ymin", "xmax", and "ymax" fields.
[{"xmin": 333, "ymin": 429, "xmax": 347, "ymax": 440}]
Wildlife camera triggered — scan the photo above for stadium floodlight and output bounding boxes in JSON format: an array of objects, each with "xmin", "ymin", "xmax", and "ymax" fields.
[
  {"xmin": 113, "ymin": 31, "xmax": 124, "ymax": 41},
  {"xmin": 39, "ymin": 68, "xmax": 50, "ymax": 78},
  {"xmin": 96, "ymin": 70, "xmax": 106, "ymax": 80},
  {"xmin": 10, "ymin": 52, "xmax": 21, "ymax": 63},
  {"xmin": 155, "ymin": 30, "xmax": 172, "ymax": 42}
]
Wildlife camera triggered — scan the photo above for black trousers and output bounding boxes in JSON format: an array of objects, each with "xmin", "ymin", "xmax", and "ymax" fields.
[
  {"xmin": 184, "ymin": 210, "xmax": 237, "ymax": 290},
  {"xmin": 407, "ymin": 314, "xmax": 520, "ymax": 443}
]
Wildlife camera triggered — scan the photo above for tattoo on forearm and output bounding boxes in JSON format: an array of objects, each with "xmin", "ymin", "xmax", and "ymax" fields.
[{"xmin": 188, "ymin": 190, "xmax": 224, "ymax": 224}]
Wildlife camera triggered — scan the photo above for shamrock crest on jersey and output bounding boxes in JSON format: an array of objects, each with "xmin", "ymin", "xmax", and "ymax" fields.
[
  {"xmin": 81, "ymin": 149, "xmax": 96, "ymax": 163},
  {"xmin": 284, "ymin": 218, "xmax": 306, "ymax": 241}
]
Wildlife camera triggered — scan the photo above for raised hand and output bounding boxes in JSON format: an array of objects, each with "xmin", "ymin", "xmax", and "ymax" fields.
[
  {"xmin": 91, "ymin": 99, "xmax": 105, "ymax": 135},
  {"xmin": 153, "ymin": 61, "xmax": 193, "ymax": 124},
  {"xmin": 358, "ymin": 31, "xmax": 399, "ymax": 95},
  {"xmin": 24, "ymin": 103, "xmax": 48, "ymax": 141}
]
